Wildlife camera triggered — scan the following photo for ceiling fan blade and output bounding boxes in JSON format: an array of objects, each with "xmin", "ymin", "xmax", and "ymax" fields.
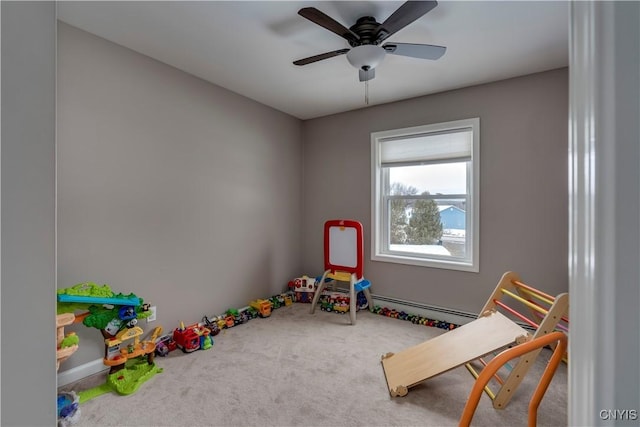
[
  {"xmin": 359, "ymin": 68, "xmax": 375, "ymax": 82},
  {"xmin": 376, "ymin": 1, "xmax": 438, "ymax": 43},
  {"xmin": 293, "ymin": 49, "xmax": 350, "ymax": 66},
  {"xmin": 298, "ymin": 7, "xmax": 360, "ymax": 44},
  {"xmin": 383, "ymin": 42, "xmax": 446, "ymax": 60}
]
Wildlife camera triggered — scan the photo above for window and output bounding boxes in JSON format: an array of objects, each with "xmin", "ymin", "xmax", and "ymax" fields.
[{"xmin": 371, "ymin": 118, "xmax": 479, "ymax": 271}]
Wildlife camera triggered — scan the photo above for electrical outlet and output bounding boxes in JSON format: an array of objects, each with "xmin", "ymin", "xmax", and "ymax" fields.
[{"xmin": 147, "ymin": 306, "xmax": 157, "ymax": 322}]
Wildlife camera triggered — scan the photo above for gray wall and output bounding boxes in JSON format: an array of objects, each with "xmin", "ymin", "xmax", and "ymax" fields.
[
  {"xmin": 1, "ymin": 2, "xmax": 57, "ymax": 425},
  {"xmin": 302, "ymin": 68, "xmax": 569, "ymax": 314},
  {"xmin": 57, "ymin": 23, "xmax": 303, "ymax": 369}
]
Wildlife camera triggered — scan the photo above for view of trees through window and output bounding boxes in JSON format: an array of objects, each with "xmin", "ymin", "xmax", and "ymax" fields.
[
  {"xmin": 386, "ymin": 163, "xmax": 468, "ymax": 259},
  {"xmin": 389, "ymin": 183, "xmax": 443, "ymax": 245}
]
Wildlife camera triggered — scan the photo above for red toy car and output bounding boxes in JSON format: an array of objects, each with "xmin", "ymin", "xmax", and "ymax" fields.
[{"xmin": 173, "ymin": 323, "xmax": 205, "ymax": 353}]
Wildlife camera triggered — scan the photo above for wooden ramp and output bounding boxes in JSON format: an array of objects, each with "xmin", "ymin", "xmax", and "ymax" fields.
[{"xmin": 381, "ymin": 310, "xmax": 528, "ymax": 397}]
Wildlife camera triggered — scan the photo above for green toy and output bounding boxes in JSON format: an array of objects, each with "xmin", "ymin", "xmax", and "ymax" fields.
[{"xmin": 57, "ymin": 282, "xmax": 161, "ymax": 401}]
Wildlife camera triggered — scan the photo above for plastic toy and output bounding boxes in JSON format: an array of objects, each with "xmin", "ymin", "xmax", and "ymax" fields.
[
  {"xmin": 315, "ymin": 287, "xmax": 370, "ymax": 316},
  {"xmin": 237, "ymin": 310, "xmax": 250, "ymax": 324},
  {"xmin": 57, "ymin": 283, "xmax": 161, "ymax": 400},
  {"xmin": 76, "ymin": 349, "xmax": 163, "ymax": 402},
  {"xmin": 57, "ymin": 282, "xmax": 140, "ymax": 306},
  {"xmin": 103, "ymin": 326, "xmax": 156, "ymax": 372},
  {"xmin": 310, "ymin": 220, "xmax": 373, "ymax": 325},
  {"xmin": 155, "ymin": 333, "xmax": 177, "ymax": 357},
  {"xmin": 173, "ymin": 322, "xmax": 212, "ymax": 352},
  {"xmin": 173, "ymin": 323, "xmax": 202, "ymax": 352},
  {"xmin": 249, "ymin": 299, "xmax": 272, "ymax": 317},
  {"xmin": 223, "ymin": 308, "xmax": 250, "ymax": 327},
  {"xmin": 319, "ymin": 299, "xmax": 333, "ymax": 312},
  {"xmin": 200, "ymin": 330, "xmax": 213, "ymax": 350},
  {"xmin": 269, "ymin": 295, "xmax": 282, "ymax": 309},
  {"xmin": 381, "ymin": 271, "xmax": 569, "ymax": 410},
  {"xmin": 318, "ymin": 292, "xmax": 364, "ymax": 314},
  {"xmin": 460, "ymin": 331, "xmax": 568, "ymax": 426},
  {"xmin": 56, "ymin": 313, "xmax": 79, "ymax": 371},
  {"xmin": 57, "ymin": 284, "xmax": 152, "ymax": 334},
  {"xmin": 104, "ymin": 357, "xmax": 163, "ymax": 396},
  {"xmin": 202, "ymin": 316, "xmax": 221, "ymax": 335},
  {"xmin": 224, "ymin": 314, "xmax": 236, "ymax": 328},
  {"xmin": 213, "ymin": 317, "xmax": 226, "ymax": 330},
  {"xmin": 289, "ymin": 275, "xmax": 317, "ymax": 303},
  {"xmin": 244, "ymin": 307, "xmax": 259, "ymax": 319},
  {"xmin": 57, "ymin": 391, "xmax": 80, "ymax": 426}
]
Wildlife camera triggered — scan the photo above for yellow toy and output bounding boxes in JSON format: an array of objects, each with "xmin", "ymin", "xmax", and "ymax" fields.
[
  {"xmin": 103, "ymin": 326, "xmax": 157, "ymax": 372},
  {"xmin": 249, "ymin": 299, "xmax": 272, "ymax": 317}
]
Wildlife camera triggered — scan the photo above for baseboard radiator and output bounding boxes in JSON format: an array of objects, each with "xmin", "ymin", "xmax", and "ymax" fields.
[{"xmin": 371, "ymin": 293, "xmax": 478, "ymax": 327}]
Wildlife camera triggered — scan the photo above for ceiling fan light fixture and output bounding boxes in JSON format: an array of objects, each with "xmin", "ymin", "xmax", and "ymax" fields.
[{"xmin": 346, "ymin": 45, "xmax": 386, "ymax": 71}]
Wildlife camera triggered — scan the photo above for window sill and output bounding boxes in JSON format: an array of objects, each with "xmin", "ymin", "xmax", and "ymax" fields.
[{"xmin": 371, "ymin": 252, "xmax": 479, "ymax": 272}]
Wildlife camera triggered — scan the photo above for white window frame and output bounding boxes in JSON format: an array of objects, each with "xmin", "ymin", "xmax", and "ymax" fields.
[{"xmin": 371, "ymin": 118, "xmax": 480, "ymax": 272}]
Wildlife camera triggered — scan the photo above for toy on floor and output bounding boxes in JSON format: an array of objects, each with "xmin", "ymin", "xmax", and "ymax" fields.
[
  {"xmin": 199, "ymin": 292, "xmax": 293, "ymax": 337},
  {"xmin": 173, "ymin": 322, "xmax": 213, "ymax": 352},
  {"xmin": 57, "ymin": 391, "xmax": 80, "ymax": 427},
  {"xmin": 80, "ymin": 356, "xmax": 163, "ymax": 400},
  {"xmin": 225, "ymin": 308, "xmax": 251, "ymax": 326},
  {"xmin": 459, "ymin": 331, "xmax": 568, "ymax": 427},
  {"xmin": 381, "ymin": 271, "xmax": 569, "ymax": 411},
  {"xmin": 155, "ymin": 333, "xmax": 178, "ymax": 357},
  {"xmin": 318, "ymin": 291, "xmax": 370, "ymax": 314},
  {"xmin": 103, "ymin": 325, "xmax": 159, "ymax": 371},
  {"xmin": 288, "ymin": 274, "xmax": 460, "ymax": 328},
  {"xmin": 371, "ymin": 305, "xmax": 459, "ymax": 330},
  {"xmin": 202, "ymin": 315, "xmax": 222, "ymax": 335},
  {"xmin": 310, "ymin": 219, "xmax": 373, "ymax": 325},
  {"xmin": 57, "ymin": 282, "xmax": 161, "ymax": 400},
  {"xmin": 289, "ymin": 275, "xmax": 318, "ymax": 303},
  {"xmin": 249, "ymin": 299, "xmax": 272, "ymax": 317}
]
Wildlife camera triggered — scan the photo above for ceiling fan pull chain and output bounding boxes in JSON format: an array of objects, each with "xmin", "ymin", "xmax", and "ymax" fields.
[{"xmin": 365, "ymin": 80, "xmax": 369, "ymax": 105}]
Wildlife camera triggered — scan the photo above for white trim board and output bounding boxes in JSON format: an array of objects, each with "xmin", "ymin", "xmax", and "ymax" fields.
[{"xmin": 57, "ymin": 358, "xmax": 109, "ymax": 387}]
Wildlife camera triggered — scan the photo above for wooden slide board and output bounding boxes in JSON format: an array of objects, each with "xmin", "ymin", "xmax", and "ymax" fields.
[{"xmin": 381, "ymin": 310, "xmax": 528, "ymax": 397}]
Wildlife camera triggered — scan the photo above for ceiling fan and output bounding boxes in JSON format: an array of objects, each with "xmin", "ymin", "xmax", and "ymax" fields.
[{"xmin": 293, "ymin": 1, "xmax": 446, "ymax": 82}]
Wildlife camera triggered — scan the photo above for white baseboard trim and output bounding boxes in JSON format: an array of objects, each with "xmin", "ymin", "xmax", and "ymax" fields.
[
  {"xmin": 371, "ymin": 294, "xmax": 478, "ymax": 326},
  {"xmin": 57, "ymin": 358, "xmax": 109, "ymax": 387}
]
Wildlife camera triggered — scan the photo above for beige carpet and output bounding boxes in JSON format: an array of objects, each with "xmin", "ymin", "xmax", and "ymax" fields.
[{"xmin": 59, "ymin": 303, "xmax": 567, "ymax": 426}]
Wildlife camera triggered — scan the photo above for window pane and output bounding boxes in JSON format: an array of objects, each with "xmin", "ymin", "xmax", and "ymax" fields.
[
  {"xmin": 435, "ymin": 198, "xmax": 467, "ymax": 259},
  {"xmin": 386, "ymin": 196, "xmax": 467, "ymax": 260},
  {"xmin": 388, "ymin": 162, "xmax": 467, "ymax": 195}
]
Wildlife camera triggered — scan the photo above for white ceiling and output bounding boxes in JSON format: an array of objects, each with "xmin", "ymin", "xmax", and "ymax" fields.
[{"xmin": 57, "ymin": 1, "xmax": 569, "ymax": 120}]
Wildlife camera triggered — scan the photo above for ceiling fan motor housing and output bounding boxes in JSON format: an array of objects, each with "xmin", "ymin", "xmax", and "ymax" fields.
[{"xmin": 348, "ymin": 16, "xmax": 386, "ymax": 46}]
